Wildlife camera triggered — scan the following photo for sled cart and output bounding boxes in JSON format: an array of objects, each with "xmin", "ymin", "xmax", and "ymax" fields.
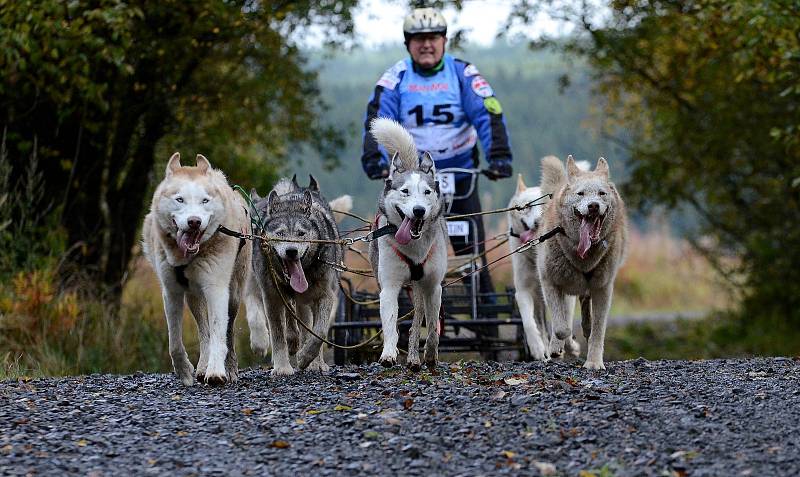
[{"xmin": 331, "ymin": 168, "xmax": 532, "ymax": 365}]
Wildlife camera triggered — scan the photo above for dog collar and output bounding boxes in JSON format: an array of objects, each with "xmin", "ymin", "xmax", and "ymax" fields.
[{"xmin": 371, "ymin": 213, "xmax": 399, "ymax": 240}]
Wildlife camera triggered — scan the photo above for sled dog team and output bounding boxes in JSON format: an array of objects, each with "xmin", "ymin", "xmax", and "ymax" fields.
[{"xmin": 142, "ymin": 118, "xmax": 628, "ymax": 386}]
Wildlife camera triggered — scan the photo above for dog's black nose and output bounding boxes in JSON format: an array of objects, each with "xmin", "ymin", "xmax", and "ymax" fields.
[
  {"xmin": 412, "ymin": 206, "xmax": 425, "ymax": 218},
  {"xmin": 588, "ymin": 202, "xmax": 599, "ymax": 215},
  {"xmin": 188, "ymin": 216, "xmax": 202, "ymax": 229},
  {"xmin": 285, "ymin": 248, "xmax": 298, "ymax": 260}
]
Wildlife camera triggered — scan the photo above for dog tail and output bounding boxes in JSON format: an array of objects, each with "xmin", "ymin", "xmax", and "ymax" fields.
[
  {"xmin": 328, "ymin": 195, "xmax": 353, "ymax": 224},
  {"xmin": 370, "ymin": 117, "xmax": 418, "ymax": 170},
  {"xmin": 540, "ymin": 155, "xmax": 566, "ymax": 197}
]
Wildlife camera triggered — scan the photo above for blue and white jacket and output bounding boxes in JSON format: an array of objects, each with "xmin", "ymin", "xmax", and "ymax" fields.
[{"xmin": 361, "ymin": 54, "xmax": 512, "ymax": 176}]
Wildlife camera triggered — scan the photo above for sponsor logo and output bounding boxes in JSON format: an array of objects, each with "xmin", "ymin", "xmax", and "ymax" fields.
[
  {"xmin": 483, "ymin": 97, "xmax": 503, "ymax": 114},
  {"xmin": 408, "ymin": 83, "xmax": 450, "ymax": 92},
  {"xmin": 463, "ymin": 64, "xmax": 480, "ymax": 77},
  {"xmin": 471, "ymin": 75, "xmax": 494, "ymax": 98}
]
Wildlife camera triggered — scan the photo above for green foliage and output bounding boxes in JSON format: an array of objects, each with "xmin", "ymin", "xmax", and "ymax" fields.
[
  {"xmin": 0, "ymin": 0, "xmax": 358, "ymax": 290},
  {"xmin": 519, "ymin": 0, "xmax": 800, "ymax": 325}
]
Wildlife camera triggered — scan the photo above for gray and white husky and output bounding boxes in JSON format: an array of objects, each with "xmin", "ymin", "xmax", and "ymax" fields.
[
  {"xmin": 250, "ymin": 176, "xmax": 343, "ymax": 376},
  {"xmin": 538, "ymin": 155, "xmax": 628, "ymax": 370},
  {"xmin": 142, "ymin": 153, "xmax": 251, "ymax": 386},
  {"xmin": 368, "ymin": 118, "xmax": 448, "ymax": 370}
]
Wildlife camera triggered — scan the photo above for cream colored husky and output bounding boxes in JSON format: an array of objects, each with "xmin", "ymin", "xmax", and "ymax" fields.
[
  {"xmin": 142, "ymin": 153, "xmax": 251, "ymax": 385},
  {"xmin": 537, "ymin": 155, "xmax": 628, "ymax": 370}
]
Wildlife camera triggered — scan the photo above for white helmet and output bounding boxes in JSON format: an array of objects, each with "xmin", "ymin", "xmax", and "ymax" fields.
[{"xmin": 403, "ymin": 8, "xmax": 447, "ymax": 41}]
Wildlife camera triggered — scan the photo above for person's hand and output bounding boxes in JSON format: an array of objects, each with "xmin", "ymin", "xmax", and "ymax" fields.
[
  {"xmin": 365, "ymin": 160, "xmax": 390, "ymax": 180},
  {"xmin": 483, "ymin": 159, "xmax": 512, "ymax": 180}
]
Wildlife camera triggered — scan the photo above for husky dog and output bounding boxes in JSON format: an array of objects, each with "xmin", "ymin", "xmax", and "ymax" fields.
[
  {"xmin": 245, "ymin": 176, "xmax": 352, "ymax": 362},
  {"xmin": 368, "ymin": 118, "xmax": 448, "ymax": 370},
  {"xmin": 142, "ymin": 153, "xmax": 251, "ymax": 385},
  {"xmin": 250, "ymin": 176, "xmax": 343, "ymax": 376},
  {"xmin": 538, "ymin": 155, "xmax": 628, "ymax": 370},
  {"xmin": 507, "ymin": 173, "xmax": 550, "ymax": 361}
]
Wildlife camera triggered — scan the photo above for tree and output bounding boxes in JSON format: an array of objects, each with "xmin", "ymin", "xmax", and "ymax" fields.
[
  {"xmin": 511, "ymin": 0, "xmax": 800, "ymax": 326},
  {"xmin": 0, "ymin": 0, "xmax": 357, "ymax": 295}
]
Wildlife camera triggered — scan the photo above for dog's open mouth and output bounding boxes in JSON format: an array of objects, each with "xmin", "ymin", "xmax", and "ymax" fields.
[
  {"xmin": 177, "ymin": 228, "xmax": 204, "ymax": 257},
  {"xmin": 574, "ymin": 208, "xmax": 605, "ymax": 259},
  {"xmin": 519, "ymin": 220, "xmax": 538, "ymax": 243},
  {"xmin": 394, "ymin": 206, "xmax": 424, "ymax": 245},
  {"xmin": 281, "ymin": 258, "xmax": 308, "ymax": 293}
]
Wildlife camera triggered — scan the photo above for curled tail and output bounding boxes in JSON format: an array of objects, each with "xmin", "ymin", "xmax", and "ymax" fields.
[
  {"xmin": 370, "ymin": 117, "xmax": 418, "ymax": 171},
  {"xmin": 540, "ymin": 155, "xmax": 567, "ymax": 197},
  {"xmin": 328, "ymin": 195, "xmax": 353, "ymax": 224}
]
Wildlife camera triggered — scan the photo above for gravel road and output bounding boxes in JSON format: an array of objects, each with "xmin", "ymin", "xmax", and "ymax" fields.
[{"xmin": 1, "ymin": 357, "xmax": 798, "ymax": 476}]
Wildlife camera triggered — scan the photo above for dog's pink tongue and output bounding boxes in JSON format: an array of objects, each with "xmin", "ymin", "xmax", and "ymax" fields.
[
  {"xmin": 520, "ymin": 229, "xmax": 536, "ymax": 243},
  {"xmin": 286, "ymin": 260, "xmax": 308, "ymax": 293},
  {"xmin": 178, "ymin": 231, "xmax": 199, "ymax": 256},
  {"xmin": 577, "ymin": 217, "xmax": 593, "ymax": 259},
  {"xmin": 395, "ymin": 217, "xmax": 413, "ymax": 245}
]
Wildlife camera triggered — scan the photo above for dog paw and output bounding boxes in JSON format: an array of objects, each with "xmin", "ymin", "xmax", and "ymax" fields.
[
  {"xmin": 250, "ymin": 337, "xmax": 270, "ymax": 358},
  {"xmin": 271, "ymin": 364, "xmax": 295, "ymax": 377},
  {"xmin": 407, "ymin": 359, "xmax": 422, "ymax": 372},
  {"xmin": 583, "ymin": 360, "xmax": 606, "ymax": 370},
  {"xmin": 305, "ymin": 359, "xmax": 330, "ymax": 373},
  {"xmin": 204, "ymin": 372, "xmax": 228, "ymax": 386},
  {"xmin": 527, "ymin": 337, "xmax": 550, "ymax": 361},
  {"xmin": 549, "ymin": 338, "xmax": 565, "ymax": 358},
  {"xmin": 379, "ymin": 347, "xmax": 398, "ymax": 367},
  {"xmin": 424, "ymin": 359, "xmax": 438, "ymax": 372},
  {"xmin": 565, "ymin": 336, "xmax": 581, "ymax": 358}
]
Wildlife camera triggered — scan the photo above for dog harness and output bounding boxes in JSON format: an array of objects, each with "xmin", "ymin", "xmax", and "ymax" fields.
[
  {"xmin": 391, "ymin": 244, "xmax": 434, "ymax": 281},
  {"xmin": 174, "ymin": 229, "xmax": 247, "ymax": 288}
]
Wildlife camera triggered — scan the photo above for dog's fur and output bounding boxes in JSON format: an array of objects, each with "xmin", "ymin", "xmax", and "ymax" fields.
[
  {"xmin": 142, "ymin": 152, "xmax": 251, "ymax": 385},
  {"xmin": 368, "ymin": 118, "xmax": 448, "ymax": 370},
  {"xmin": 250, "ymin": 176, "xmax": 343, "ymax": 376},
  {"xmin": 507, "ymin": 173, "xmax": 550, "ymax": 361},
  {"xmin": 537, "ymin": 155, "xmax": 628, "ymax": 369}
]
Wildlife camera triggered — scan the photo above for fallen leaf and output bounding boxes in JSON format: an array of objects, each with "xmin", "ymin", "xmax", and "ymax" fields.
[
  {"xmin": 176, "ymin": 431, "xmax": 188, "ymax": 437},
  {"xmin": 484, "ymin": 420, "xmax": 493, "ymax": 428},
  {"xmin": 295, "ymin": 418, "xmax": 306, "ymax": 425},
  {"xmin": 403, "ymin": 398, "xmax": 414, "ymax": 410},
  {"xmin": 334, "ymin": 404, "xmax": 352, "ymax": 411},
  {"xmin": 77, "ymin": 439, "xmax": 88, "ymax": 447},
  {"xmin": 171, "ymin": 394, "xmax": 181, "ymax": 401},
  {"xmin": 504, "ymin": 376, "xmax": 528, "ymax": 386},
  {"xmin": 500, "ymin": 450, "xmax": 515, "ymax": 459},
  {"xmin": 363, "ymin": 431, "xmax": 380, "ymax": 440},
  {"xmin": 242, "ymin": 408, "xmax": 254, "ymax": 415},
  {"xmin": 533, "ymin": 461, "xmax": 556, "ymax": 476},
  {"xmin": 270, "ymin": 440, "xmax": 291, "ymax": 449},
  {"xmin": 306, "ymin": 409, "xmax": 323, "ymax": 415}
]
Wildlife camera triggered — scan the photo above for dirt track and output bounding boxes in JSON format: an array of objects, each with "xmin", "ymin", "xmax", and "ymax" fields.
[{"xmin": 1, "ymin": 357, "xmax": 798, "ymax": 476}]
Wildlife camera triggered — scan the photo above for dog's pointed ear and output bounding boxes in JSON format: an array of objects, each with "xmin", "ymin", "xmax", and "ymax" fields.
[
  {"xmin": 166, "ymin": 152, "xmax": 181, "ymax": 177},
  {"xmin": 302, "ymin": 189, "xmax": 313, "ymax": 215},
  {"xmin": 384, "ymin": 178, "xmax": 393, "ymax": 193},
  {"xmin": 250, "ymin": 188, "xmax": 261, "ymax": 202},
  {"xmin": 266, "ymin": 190, "xmax": 279, "ymax": 215},
  {"xmin": 516, "ymin": 173, "xmax": 527, "ymax": 193},
  {"xmin": 419, "ymin": 152, "xmax": 435, "ymax": 176},
  {"xmin": 196, "ymin": 154, "xmax": 211, "ymax": 173},
  {"xmin": 308, "ymin": 174, "xmax": 319, "ymax": 192},
  {"xmin": 389, "ymin": 153, "xmax": 405, "ymax": 178},
  {"xmin": 566, "ymin": 155, "xmax": 581, "ymax": 181},
  {"xmin": 291, "ymin": 174, "xmax": 300, "ymax": 189},
  {"xmin": 595, "ymin": 157, "xmax": 609, "ymax": 178}
]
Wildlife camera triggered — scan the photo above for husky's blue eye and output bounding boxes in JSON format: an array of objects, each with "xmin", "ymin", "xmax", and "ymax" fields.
[
  {"xmin": 401, "ymin": 189, "xmax": 409, "ymax": 194},
  {"xmin": 298, "ymin": 231, "xmax": 306, "ymax": 237},
  {"xmin": 424, "ymin": 190, "xmax": 432, "ymax": 195},
  {"xmin": 176, "ymin": 197, "xmax": 184, "ymax": 203},
  {"xmin": 598, "ymin": 191, "xmax": 607, "ymax": 196},
  {"xmin": 577, "ymin": 191, "xmax": 584, "ymax": 196}
]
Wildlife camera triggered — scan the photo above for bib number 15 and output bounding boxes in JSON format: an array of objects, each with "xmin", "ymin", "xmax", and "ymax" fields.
[{"xmin": 408, "ymin": 104, "xmax": 454, "ymax": 126}]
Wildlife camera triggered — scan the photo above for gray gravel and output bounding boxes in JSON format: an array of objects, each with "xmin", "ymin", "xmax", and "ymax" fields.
[{"xmin": 1, "ymin": 358, "xmax": 799, "ymax": 476}]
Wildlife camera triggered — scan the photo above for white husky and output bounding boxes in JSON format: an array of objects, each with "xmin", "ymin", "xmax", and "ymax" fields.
[
  {"xmin": 507, "ymin": 173, "xmax": 551, "ymax": 361},
  {"xmin": 142, "ymin": 153, "xmax": 251, "ymax": 386},
  {"xmin": 368, "ymin": 118, "xmax": 448, "ymax": 370}
]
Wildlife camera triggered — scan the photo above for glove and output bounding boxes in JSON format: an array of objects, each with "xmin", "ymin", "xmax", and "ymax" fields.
[
  {"xmin": 483, "ymin": 159, "xmax": 512, "ymax": 181},
  {"xmin": 364, "ymin": 159, "xmax": 390, "ymax": 180}
]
